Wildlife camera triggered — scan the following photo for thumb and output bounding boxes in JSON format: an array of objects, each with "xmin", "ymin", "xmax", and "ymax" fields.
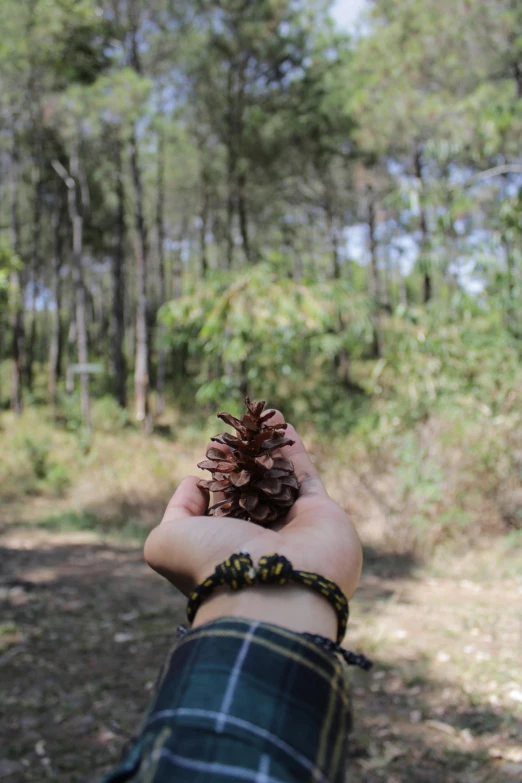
[{"xmin": 161, "ymin": 476, "xmax": 209, "ymax": 525}]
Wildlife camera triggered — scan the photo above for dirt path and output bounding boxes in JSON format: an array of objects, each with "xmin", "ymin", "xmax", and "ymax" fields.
[{"xmin": 1, "ymin": 529, "xmax": 521, "ymax": 782}]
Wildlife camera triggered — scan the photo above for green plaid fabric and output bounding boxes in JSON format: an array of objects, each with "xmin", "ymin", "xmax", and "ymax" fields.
[{"xmin": 101, "ymin": 617, "xmax": 351, "ymax": 783}]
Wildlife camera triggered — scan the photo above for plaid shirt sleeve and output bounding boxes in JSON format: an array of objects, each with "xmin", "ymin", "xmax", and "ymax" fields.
[{"xmin": 101, "ymin": 617, "xmax": 351, "ymax": 783}]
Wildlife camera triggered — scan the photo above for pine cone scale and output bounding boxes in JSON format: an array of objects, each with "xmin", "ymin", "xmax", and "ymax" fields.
[{"xmin": 199, "ymin": 398, "xmax": 300, "ymax": 527}]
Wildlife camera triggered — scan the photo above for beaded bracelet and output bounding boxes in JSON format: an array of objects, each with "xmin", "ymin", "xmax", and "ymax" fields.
[{"xmin": 186, "ymin": 552, "xmax": 350, "ymax": 645}]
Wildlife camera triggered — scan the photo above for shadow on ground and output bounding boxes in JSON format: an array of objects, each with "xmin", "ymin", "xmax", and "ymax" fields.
[{"xmin": 0, "ymin": 531, "xmax": 520, "ymax": 783}]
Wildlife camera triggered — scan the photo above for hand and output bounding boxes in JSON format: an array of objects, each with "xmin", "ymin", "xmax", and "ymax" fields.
[{"xmin": 144, "ymin": 412, "xmax": 362, "ymax": 639}]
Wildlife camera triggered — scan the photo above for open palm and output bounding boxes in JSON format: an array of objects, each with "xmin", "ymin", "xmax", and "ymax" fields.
[{"xmin": 144, "ymin": 413, "xmax": 362, "ymax": 603}]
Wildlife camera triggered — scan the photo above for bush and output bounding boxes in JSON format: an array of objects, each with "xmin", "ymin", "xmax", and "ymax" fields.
[
  {"xmin": 91, "ymin": 395, "xmax": 129, "ymax": 433},
  {"xmin": 0, "ymin": 421, "xmax": 72, "ymax": 500}
]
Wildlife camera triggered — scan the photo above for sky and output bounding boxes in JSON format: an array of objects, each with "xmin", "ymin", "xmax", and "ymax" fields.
[{"xmin": 331, "ymin": 0, "xmax": 367, "ymax": 32}]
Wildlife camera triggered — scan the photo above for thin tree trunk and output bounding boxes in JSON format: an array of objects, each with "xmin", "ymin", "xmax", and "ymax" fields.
[
  {"xmin": 52, "ymin": 155, "xmax": 91, "ymax": 429},
  {"xmin": 111, "ymin": 137, "xmax": 127, "ymax": 408},
  {"xmin": 325, "ymin": 197, "xmax": 341, "ymax": 280},
  {"xmin": 25, "ymin": 164, "xmax": 42, "ymax": 390},
  {"xmin": 292, "ymin": 254, "xmax": 303, "ymax": 283},
  {"xmin": 414, "ymin": 148, "xmax": 431, "ymax": 303},
  {"xmin": 237, "ymin": 171, "xmax": 250, "ymax": 262},
  {"xmin": 71, "ymin": 160, "xmax": 90, "ymax": 429},
  {"xmin": 199, "ymin": 173, "xmax": 209, "ymax": 277},
  {"xmin": 226, "ymin": 66, "xmax": 236, "ymax": 269},
  {"xmin": 399, "ymin": 264, "xmax": 408, "ymax": 307},
  {"xmin": 513, "ymin": 60, "xmax": 522, "ymax": 99},
  {"xmin": 9, "ymin": 135, "xmax": 24, "ymax": 415},
  {"xmin": 129, "ymin": 127, "xmax": 151, "ymax": 430},
  {"xmin": 48, "ymin": 196, "xmax": 64, "ymax": 408},
  {"xmin": 368, "ymin": 192, "xmax": 384, "ymax": 358},
  {"xmin": 155, "ymin": 123, "xmax": 167, "ymax": 415},
  {"xmin": 126, "ymin": 12, "xmax": 151, "ymax": 429},
  {"xmin": 173, "ymin": 220, "xmax": 186, "ymax": 300},
  {"xmin": 307, "ymin": 209, "xmax": 316, "ymax": 278},
  {"xmin": 226, "ymin": 144, "xmax": 236, "ymax": 269}
]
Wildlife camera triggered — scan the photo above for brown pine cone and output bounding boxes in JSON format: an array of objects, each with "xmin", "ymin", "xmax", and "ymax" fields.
[{"xmin": 197, "ymin": 397, "xmax": 300, "ymax": 526}]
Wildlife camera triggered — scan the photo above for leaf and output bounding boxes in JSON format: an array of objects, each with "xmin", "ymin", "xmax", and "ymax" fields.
[{"xmin": 358, "ymin": 742, "xmax": 404, "ymax": 771}]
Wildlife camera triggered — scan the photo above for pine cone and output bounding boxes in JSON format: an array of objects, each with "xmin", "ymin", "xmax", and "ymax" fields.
[{"xmin": 197, "ymin": 397, "xmax": 300, "ymax": 526}]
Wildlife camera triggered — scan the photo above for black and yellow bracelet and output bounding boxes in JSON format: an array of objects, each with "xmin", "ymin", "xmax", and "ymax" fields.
[
  {"xmin": 186, "ymin": 552, "xmax": 349, "ymax": 645},
  {"xmin": 183, "ymin": 551, "xmax": 372, "ymax": 671}
]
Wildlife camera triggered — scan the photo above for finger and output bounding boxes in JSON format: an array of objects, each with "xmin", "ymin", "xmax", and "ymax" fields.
[
  {"xmin": 262, "ymin": 411, "xmax": 327, "ymax": 497},
  {"xmin": 263, "ymin": 408, "xmax": 285, "ymax": 425},
  {"xmin": 161, "ymin": 476, "xmax": 209, "ymax": 524}
]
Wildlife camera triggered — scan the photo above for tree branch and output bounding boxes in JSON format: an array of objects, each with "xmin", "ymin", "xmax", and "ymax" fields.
[{"xmin": 51, "ymin": 159, "xmax": 74, "ymax": 191}]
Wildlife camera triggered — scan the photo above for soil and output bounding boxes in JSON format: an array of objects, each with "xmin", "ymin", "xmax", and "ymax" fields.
[{"xmin": 1, "ymin": 529, "xmax": 521, "ymax": 783}]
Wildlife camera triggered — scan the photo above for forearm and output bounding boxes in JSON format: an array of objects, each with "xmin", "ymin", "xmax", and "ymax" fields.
[
  {"xmin": 193, "ymin": 584, "xmax": 338, "ymax": 640},
  {"xmin": 101, "ymin": 617, "xmax": 350, "ymax": 783}
]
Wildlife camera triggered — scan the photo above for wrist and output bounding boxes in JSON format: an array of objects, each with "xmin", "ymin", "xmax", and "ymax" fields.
[{"xmin": 192, "ymin": 584, "xmax": 338, "ymax": 640}]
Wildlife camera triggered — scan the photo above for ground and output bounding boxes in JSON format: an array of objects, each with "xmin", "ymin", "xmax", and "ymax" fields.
[
  {"xmin": 1, "ymin": 413, "xmax": 521, "ymax": 782},
  {"xmin": 1, "ymin": 526, "xmax": 520, "ymax": 783}
]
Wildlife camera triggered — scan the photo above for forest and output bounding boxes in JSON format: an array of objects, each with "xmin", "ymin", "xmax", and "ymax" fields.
[{"xmin": 1, "ymin": 0, "xmax": 522, "ymax": 781}]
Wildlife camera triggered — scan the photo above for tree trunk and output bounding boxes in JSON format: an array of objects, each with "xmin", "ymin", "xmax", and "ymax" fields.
[
  {"xmin": 9, "ymin": 134, "xmax": 24, "ymax": 415},
  {"xmin": 237, "ymin": 170, "xmax": 250, "ymax": 262},
  {"xmin": 226, "ymin": 144, "xmax": 236, "ymax": 269},
  {"xmin": 155, "ymin": 123, "xmax": 167, "ymax": 415},
  {"xmin": 71, "ymin": 166, "xmax": 90, "ymax": 429},
  {"xmin": 52, "ymin": 155, "xmax": 91, "ymax": 429},
  {"xmin": 414, "ymin": 149, "xmax": 432, "ymax": 303},
  {"xmin": 368, "ymin": 192, "xmax": 384, "ymax": 358},
  {"xmin": 126, "ymin": 12, "xmax": 151, "ymax": 428},
  {"xmin": 307, "ymin": 209, "xmax": 316, "ymax": 278},
  {"xmin": 399, "ymin": 266, "xmax": 408, "ymax": 307},
  {"xmin": 25, "ymin": 164, "xmax": 42, "ymax": 391},
  {"xmin": 173, "ymin": 221, "xmax": 186, "ymax": 301},
  {"xmin": 111, "ymin": 137, "xmax": 127, "ymax": 408},
  {"xmin": 199, "ymin": 173, "xmax": 209, "ymax": 277},
  {"xmin": 129, "ymin": 127, "xmax": 151, "ymax": 429},
  {"xmin": 325, "ymin": 199, "xmax": 341, "ymax": 280},
  {"xmin": 48, "ymin": 196, "xmax": 64, "ymax": 408},
  {"xmin": 225, "ymin": 66, "xmax": 237, "ymax": 269}
]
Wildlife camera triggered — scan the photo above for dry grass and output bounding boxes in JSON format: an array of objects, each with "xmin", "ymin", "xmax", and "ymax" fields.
[{"xmin": 1, "ymin": 405, "xmax": 521, "ymax": 782}]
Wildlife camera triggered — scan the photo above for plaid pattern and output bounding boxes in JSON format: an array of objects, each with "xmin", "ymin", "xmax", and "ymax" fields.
[{"xmin": 101, "ymin": 617, "xmax": 351, "ymax": 783}]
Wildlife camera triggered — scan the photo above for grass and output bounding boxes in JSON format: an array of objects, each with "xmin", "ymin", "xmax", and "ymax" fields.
[
  {"xmin": 29, "ymin": 510, "xmax": 150, "ymax": 544},
  {"xmin": 1, "ymin": 396, "xmax": 521, "ymax": 783},
  {"xmin": 2, "ymin": 387, "xmax": 522, "ymax": 560}
]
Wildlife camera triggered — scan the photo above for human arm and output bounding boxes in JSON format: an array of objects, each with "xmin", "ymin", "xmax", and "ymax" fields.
[{"xmin": 101, "ymin": 415, "xmax": 363, "ymax": 783}]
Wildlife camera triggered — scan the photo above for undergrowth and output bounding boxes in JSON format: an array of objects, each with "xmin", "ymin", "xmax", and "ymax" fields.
[{"xmin": 2, "ymin": 301, "xmax": 522, "ymax": 556}]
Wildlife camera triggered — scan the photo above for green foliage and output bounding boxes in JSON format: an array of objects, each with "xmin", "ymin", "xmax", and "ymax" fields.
[
  {"xmin": 162, "ymin": 264, "xmax": 373, "ymax": 428},
  {"xmin": 0, "ymin": 240, "xmax": 21, "ymax": 314},
  {"xmin": 0, "ymin": 430, "xmax": 72, "ymax": 497},
  {"xmin": 91, "ymin": 396, "xmax": 130, "ymax": 433},
  {"xmin": 34, "ymin": 509, "xmax": 148, "ymax": 543}
]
